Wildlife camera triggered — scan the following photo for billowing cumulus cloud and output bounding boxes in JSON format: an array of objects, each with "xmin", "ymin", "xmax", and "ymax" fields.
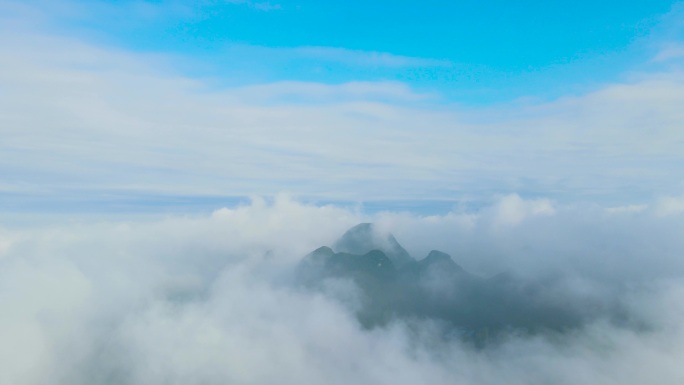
[{"xmin": 2, "ymin": 196, "xmax": 684, "ymax": 384}]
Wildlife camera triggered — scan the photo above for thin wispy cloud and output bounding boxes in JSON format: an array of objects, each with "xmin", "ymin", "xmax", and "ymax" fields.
[
  {"xmin": 227, "ymin": 0, "xmax": 282, "ymax": 11},
  {"xmin": 293, "ymin": 46, "xmax": 452, "ymax": 68},
  {"xmin": 2, "ymin": 20, "xmax": 683, "ymax": 210},
  {"xmin": 652, "ymin": 43, "xmax": 684, "ymax": 62}
]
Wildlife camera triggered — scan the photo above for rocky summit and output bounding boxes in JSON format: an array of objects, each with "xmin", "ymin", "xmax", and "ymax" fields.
[{"xmin": 298, "ymin": 223, "xmax": 616, "ymax": 344}]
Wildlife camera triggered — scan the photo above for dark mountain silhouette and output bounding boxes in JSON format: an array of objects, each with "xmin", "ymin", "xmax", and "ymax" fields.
[{"xmin": 298, "ymin": 223, "xmax": 617, "ymax": 345}]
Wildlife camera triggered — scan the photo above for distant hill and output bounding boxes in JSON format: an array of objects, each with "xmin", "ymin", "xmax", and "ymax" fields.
[{"xmin": 298, "ymin": 223, "xmax": 616, "ymax": 345}]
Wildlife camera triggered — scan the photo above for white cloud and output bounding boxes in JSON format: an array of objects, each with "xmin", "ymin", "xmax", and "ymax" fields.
[
  {"xmin": 654, "ymin": 194, "xmax": 684, "ymax": 216},
  {"xmin": 2, "ymin": 197, "xmax": 684, "ymax": 384},
  {"xmin": 652, "ymin": 43, "xmax": 684, "ymax": 63},
  {"xmin": 604, "ymin": 204, "xmax": 648, "ymax": 214},
  {"xmin": 1, "ymin": 9, "xmax": 684, "ymax": 208},
  {"xmin": 489, "ymin": 194, "xmax": 555, "ymax": 226},
  {"xmin": 1, "ymin": 1, "xmax": 684, "ymax": 211},
  {"xmin": 229, "ymin": 80, "xmax": 433, "ymax": 102},
  {"xmin": 226, "ymin": 0, "xmax": 282, "ymax": 11},
  {"xmin": 293, "ymin": 46, "xmax": 452, "ymax": 68}
]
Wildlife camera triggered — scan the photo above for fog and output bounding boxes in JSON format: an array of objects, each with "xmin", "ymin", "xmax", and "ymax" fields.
[{"xmin": 2, "ymin": 195, "xmax": 684, "ymax": 384}]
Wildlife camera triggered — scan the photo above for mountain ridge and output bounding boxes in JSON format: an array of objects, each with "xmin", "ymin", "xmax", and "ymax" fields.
[{"xmin": 297, "ymin": 223, "xmax": 614, "ymax": 345}]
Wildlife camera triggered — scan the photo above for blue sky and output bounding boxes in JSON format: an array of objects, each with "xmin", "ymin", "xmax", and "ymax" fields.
[
  {"xmin": 42, "ymin": 0, "xmax": 682, "ymax": 100},
  {"xmin": 1, "ymin": 0, "xmax": 684, "ymax": 215}
]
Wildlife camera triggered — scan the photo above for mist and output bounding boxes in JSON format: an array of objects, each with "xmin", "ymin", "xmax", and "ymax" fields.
[{"xmin": 2, "ymin": 195, "xmax": 684, "ymax": 385}]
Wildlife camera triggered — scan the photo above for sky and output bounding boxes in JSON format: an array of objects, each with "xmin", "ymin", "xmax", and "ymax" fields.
[
  {"xmin": 3, "ymin": 2, "xmax": 684, "ymax": 384},
  {"xmin": 45, "ymin": 0, "xmax": 679, "ymax": 98},
  {"xmin": 1, "ymin": 0, "xmax": 684, "ymax": 215}
]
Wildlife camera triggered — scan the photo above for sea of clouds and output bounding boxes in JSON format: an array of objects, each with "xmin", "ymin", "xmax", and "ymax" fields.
[{"xmin": 2, "ymin": 194, "xmax": 684, "ymax": 385}]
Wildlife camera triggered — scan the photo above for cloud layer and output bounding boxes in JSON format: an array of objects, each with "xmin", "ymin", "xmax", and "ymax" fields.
[
  {"xmin": 2, "ymin": 2, "xmax": 684, "ymax": 209},
  {"xmin": 2, "ymin": 196, "xmax": 684, "ymax": 384}
]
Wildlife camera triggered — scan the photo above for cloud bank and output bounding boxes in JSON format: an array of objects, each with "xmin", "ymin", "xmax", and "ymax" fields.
[{"xmin": 2, "ymin": 196, "xmax": 684, "ymax": 384}]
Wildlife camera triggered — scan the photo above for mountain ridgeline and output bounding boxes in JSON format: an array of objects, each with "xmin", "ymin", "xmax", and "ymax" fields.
[{"xmin": 298, "ymin": 223, "xmax": 617, "ymax": 344}]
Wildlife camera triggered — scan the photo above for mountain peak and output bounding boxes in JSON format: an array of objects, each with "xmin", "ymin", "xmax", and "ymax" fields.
[
  {"xmin": 423, "ymin": 250, "xmax": 454, "ymax": 264},
  {"xmin": 334, "ymin": 223, "xmax": 413, "ymax": 267},
  {"xmin": 309, "ymin": 246, "xmax": 334, "ymax": 258},
  {"xmin": 419, "ymin": 250, "xmax": 464, "ymax": 273}
]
